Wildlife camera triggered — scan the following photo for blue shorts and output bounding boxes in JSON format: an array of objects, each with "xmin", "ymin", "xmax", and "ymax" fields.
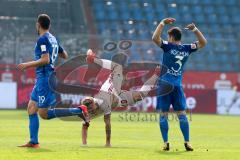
[
  {"xmin": 31, "ymin": 77, "xmax": 56, "ymax": 108},
  {"xmin": 157, "ymin": 86, "xmax": 186, "ymax": 112}
]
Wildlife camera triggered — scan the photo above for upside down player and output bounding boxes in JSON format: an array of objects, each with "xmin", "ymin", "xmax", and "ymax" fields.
[
  {"xmin": 17, "ymin": 14, "xmax": 89, "ymax": 148},
  {"xmin": 152, "ymin": 18, "xmax": 207, "ymax": 151},
  {"xmin": 80, "ymin": 49, "xmax": 161, "ymax": 147}
]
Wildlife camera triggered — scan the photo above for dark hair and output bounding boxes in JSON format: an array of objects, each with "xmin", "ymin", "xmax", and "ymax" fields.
[
  {"xmin": 37, "ymin": 14, "xmax": 51, "ymax": 30},
  {"xmin": 168, "ymin": 27, "xmax": 182, "ymax": 41}
]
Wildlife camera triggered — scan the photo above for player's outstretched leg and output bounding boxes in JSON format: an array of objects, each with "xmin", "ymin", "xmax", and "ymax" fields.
[
  {"xmin": 139, "ymin": 66, "xmax": 161, "ymax": 98},
  {"xmin": 41, "ymin": 105, "xmax": 88, "ymax": 120},
  {"xmin": 159, "ymin": 113, "xmax": 169, "ymax": 151},
  {"xmin": 177, "ymin": 112, "xmax": 193, "ymax": 151}
]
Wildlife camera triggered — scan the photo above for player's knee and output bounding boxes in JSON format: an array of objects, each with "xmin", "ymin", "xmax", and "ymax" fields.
[
  {"xmin": 133, "ymin": 93, "xmax": 143, "ymax": 102},
  {"xmin": 39, "ymin": 113, "xmax": 48, "ymax": 119},
  {"xmin": 176, "ymin": 110, "xmax": 186, "ymax": 116},
  {"xmin": 160, "ymin": 111, "xmax": 168, "ymax": 117},
  {"xmin": 177, "ymin": 114, "xmax": 188, "ymax": 123},
  {"xmin": 27, "ymin": 101, "xmax": 38, "ymax": 115},
  {"xmin": 38, "ymin": 109, "xmax": 48, "ymax": 120}
]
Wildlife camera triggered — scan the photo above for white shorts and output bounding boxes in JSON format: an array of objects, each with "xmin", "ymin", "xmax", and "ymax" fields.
[{"xmin": 117, "ymin": 90, "xmax": 135, "ymax": 107}]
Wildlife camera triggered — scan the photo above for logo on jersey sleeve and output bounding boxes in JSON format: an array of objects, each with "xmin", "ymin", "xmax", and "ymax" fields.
[{"xmin": 40, "ymin": 45, "xmax": 47, "ymax": 52}]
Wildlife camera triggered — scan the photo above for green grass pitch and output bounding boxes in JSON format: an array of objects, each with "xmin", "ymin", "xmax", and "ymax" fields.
[{"xmin": 0, "ymin": 110, "xmax": 240, "ymax": 160}]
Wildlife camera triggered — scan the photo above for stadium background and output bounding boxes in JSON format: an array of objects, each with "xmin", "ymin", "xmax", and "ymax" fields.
[{"xmin": 0, "ymin": 0, "xmax": 239, "ymax": 115}]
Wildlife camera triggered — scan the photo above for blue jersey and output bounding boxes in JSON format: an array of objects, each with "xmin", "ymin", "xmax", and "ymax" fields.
[
  {"xmin": 34, "ymin": 32, "xmax": 63, "ymax": 78},
  {"xmin": 160, "ymin": 40, "xmax": 197, "ymax": 86}
]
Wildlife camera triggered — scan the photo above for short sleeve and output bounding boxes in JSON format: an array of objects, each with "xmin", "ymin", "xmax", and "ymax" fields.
[
  {"xmin": 57, "ymin": 40, "xmax": 64, "ymax": 53},
  {"xmin": 160, "ymin": 40, "xmax": 171, "ymax": 52},
  {"xmin": 58, "ymin": 44, "xmax": 64, "ymax": 53},
  {"xmin": 37, "ymin": 37, "xmax": 49, "ymax": 55},
  {"xmin": 186, "ymin": 42, "xmax": 198, "ymax": 53}
]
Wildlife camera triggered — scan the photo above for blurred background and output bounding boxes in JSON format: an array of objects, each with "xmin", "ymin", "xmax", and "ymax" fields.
[{"xmin": 0, "ymin": 0, "xmax": 239, "ymax": 115}]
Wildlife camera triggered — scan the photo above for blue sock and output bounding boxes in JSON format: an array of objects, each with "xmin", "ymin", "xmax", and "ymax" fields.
[
  {"xmin": 159, "ymin": 116, "xmax": 169, "ymax": 142},
  {"xmin": 178, "ymin": 114, "xmax": 189, "ymax": 142},
  {"xmin": 47, "ymin": 108, "xmax": 83, "ymax": 119},
  {"xmin": 29, "ymin": 113, "xmax": 39, "ymax": 144}
]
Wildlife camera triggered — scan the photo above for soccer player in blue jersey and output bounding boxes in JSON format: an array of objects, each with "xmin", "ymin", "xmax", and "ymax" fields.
[
  {"xmin": 152, "ymin": 18, "xmax": 207, "ymax": 151},
  {"xmin": 17, "ymin": 14, "xmax": 89, "ymax": 148}
]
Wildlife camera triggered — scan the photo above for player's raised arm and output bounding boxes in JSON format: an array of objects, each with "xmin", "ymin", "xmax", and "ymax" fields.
[
  {"xmin": 17, "ymin": 54, "xmax": 50, "ymax": 71},
  {"xmin": 86, "ymin": 49, "xmax": 120, "ymax": 70},
  {"xmin": 185, "ymin": 23, "xmax": 207, "ymax": 49},
  {"xmin": 152, "ymin": 18, "xmax": 176, "ymax": 46}
]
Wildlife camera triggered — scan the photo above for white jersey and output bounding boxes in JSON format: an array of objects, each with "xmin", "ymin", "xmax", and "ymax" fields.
[
  {"xmin": 93, "ymin": 64, "xmax": 134, "ymax": 115},
  {"xmin": 100, "ymin": 65, "xmax": 123, "ymax": 95}
]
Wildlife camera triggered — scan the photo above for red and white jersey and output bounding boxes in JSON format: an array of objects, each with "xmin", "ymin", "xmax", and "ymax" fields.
[
  {"xmin": 99, "ymin": 65, "xmax": 123, "ymax": 95},
  {"xmin": 94, "ymin": 64, "xmax": 134, "ymax": 115},
  {"xmin": 92, "ymin": 61, "xmax": 158, "ymax": 115}
]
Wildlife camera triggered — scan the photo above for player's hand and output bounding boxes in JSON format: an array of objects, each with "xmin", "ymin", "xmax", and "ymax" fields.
[
  {"xmin": 86, "ymin": 49, "xmax": 96, "ymax": 64},
  {"xmin": 17, "ymin": 63, "xmax": 28, "ymax": 71},
  {"xmin": 162, "ymin": 18, "xmax": 176, "ymax": 25},
  {"xmin": 185, "ymin": 23, "xmax": 197, "ymax": 31}
]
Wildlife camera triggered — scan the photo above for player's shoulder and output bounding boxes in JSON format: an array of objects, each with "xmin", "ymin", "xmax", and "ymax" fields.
[
  {"xmin": 161, "ymin": 40, "xmax": 174, "ymax": 48},
  {"xmin": 48, "ymin": 32, "xmax": 58, "ymax": 44},
  {"xmin": 163, "ymin": 41, "xmax": 179, "ymax": 47},
  {"xmin": 47, "ymin": 32, "xmax": 57, "ymax": 40},
  {"xmin": 38, "ymin": 32, "xmax": 57, "ymax": 45},
  {"xmin": 37, "ymin": 33, "xmax": 49, "ymax": 44}
]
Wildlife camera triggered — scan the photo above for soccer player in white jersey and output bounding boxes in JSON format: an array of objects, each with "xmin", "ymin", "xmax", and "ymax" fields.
[{"xmin": 80, "ymin": 49, "xmax": 161, "ymax": 147}]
